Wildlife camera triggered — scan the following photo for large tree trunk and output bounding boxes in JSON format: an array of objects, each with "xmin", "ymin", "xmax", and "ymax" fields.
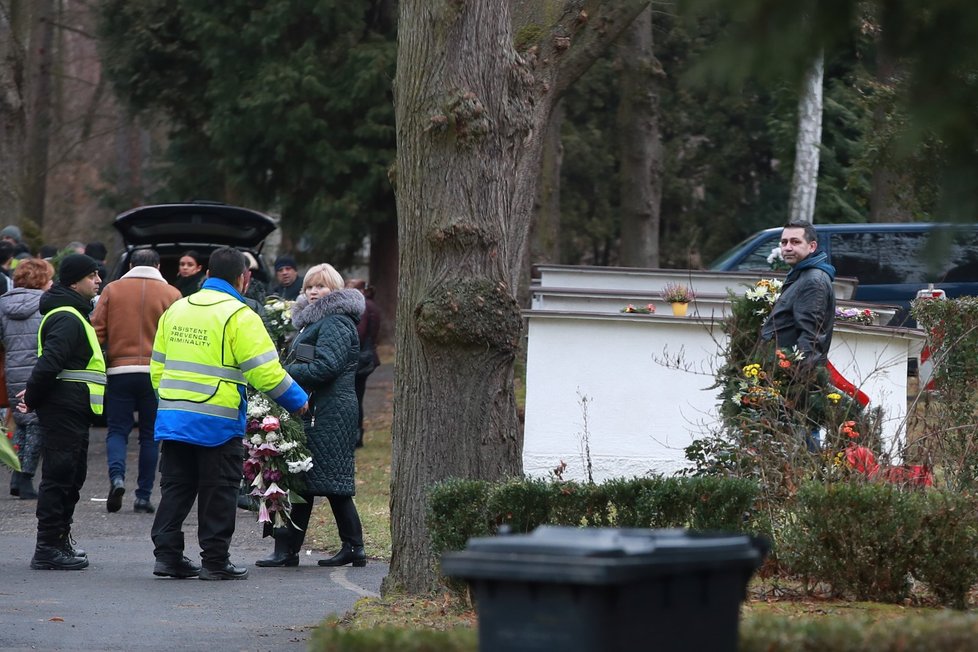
[
  {"xmin": 22, "ymin": 0, "xmax": 55, "ymax": 229},
  {"xmin": 617, "ymin": 5, "xmax": 662, "ymax": 268},
  {"xmin": 788, "ymin": 52, "xmax": 823, "ymax": 224},
  {"xmin": 0, "ymin": 0, "xmax": 30, "ymax": 226},
  {"xmin": 388, "ymin": 0, "xmax": 650, "ymax": 595}
]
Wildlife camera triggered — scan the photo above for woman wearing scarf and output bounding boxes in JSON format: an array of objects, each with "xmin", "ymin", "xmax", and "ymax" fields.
[{"xmin": 255, "ymin": 263, "xmax": 367, "ymax": 568}]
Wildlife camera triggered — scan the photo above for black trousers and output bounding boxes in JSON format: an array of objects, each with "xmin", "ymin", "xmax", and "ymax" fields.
[
  {"xmin": 151, "ymin": 439, "xmax": 243, "ymax": 568},
  {"xmin": 268, "ymin": 493, "xmax": 362, "ymax": 549},
  {"xmin": 325, "ymin": 494, "xmax": 364, "ymax": 548},
  {"xmin": 35, "ymin": 402, "xmax": 91, "ymax": 546}
]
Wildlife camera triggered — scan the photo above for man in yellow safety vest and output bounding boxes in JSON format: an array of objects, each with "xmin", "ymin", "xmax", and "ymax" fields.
[
  {"xmin": 149, "ymin": 247, "xmax": 308, "ymax": 581},
  {"xmin": 20, "ymin": 254, "xmax": 103, "ymax": 571}
]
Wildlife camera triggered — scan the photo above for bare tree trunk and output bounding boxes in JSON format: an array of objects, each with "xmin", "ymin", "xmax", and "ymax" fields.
[
  {"xmin": 788, "ymin": 52, "xmax": 823, "ymax": 224},
  {"xmin": 868, "ymin": 48, "xmax": 911, "ymax": 222},
  {"xmin": 532, "ymin": 99, "xmax": 564, "ymax": 266},
  {"xmin": 617, "ymin": 5, "xmax": 662, "ymax": 268},
  {"xmin": 367, "ymin": 214, "xmax": 398, "ymax": 344},
  {"xmin": 22, "ymin": 0, "xmax": 55, "ymax": 229},
  {"xmin": 521, "ymin": 98, "xmax": 564, "ymax": 307},
  {"xmin": 387, "ymin": 0, "xmax": 650, "ymax": 595},
  {"xmin": 0, "ymin": 0, "xmax": 30, "ymax": 226}
]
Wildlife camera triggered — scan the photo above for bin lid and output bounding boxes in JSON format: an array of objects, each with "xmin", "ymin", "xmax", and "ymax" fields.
[
  {"xmin": 441, "ymin": 526, "xmax": 762, "ymax": 585},
  {"xmin": 463, "ymin": 526, "xmax": 752, "ymax": 559}
]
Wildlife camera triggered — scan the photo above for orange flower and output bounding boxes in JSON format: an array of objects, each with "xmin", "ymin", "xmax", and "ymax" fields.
[{"xmin": 779, "ymin": 360, "xmax": 791, "ymax": 368}]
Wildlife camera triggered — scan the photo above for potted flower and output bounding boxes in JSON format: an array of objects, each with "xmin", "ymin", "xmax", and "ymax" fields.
[{"xmin": 661, "ymin": 282, "xmax": 694, "ymax": 316}]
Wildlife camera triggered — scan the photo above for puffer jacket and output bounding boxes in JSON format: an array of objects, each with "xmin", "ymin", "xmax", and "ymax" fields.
[
  {"xmin": 285, "ymin": 289, "xmax": 363, "ymax": 496},
  {"xmin": 0, "ymin": 288, "xmax": 45, "ymax": 425}
]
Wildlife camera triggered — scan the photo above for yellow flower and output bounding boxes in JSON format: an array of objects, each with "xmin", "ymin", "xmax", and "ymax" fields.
[
  {"xmin": 827, "ymin": 392, "xmax": 842, "ymax": 404},
  {"xmin": 742, "ymin": 363, "xmax": 761, "ymax": 378}
]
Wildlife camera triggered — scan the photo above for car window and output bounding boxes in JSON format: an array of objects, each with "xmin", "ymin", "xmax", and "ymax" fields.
[
  {"xmin": 830, "ymin": 231, "xmax": 936, "ymax": 285},
  {"xmin": 935, "ymin": 229, "xmax": 978, "ymax": 282},
  {"xmin": 729, "ymin": 235, "xmax": 780, "ymax": 271}
]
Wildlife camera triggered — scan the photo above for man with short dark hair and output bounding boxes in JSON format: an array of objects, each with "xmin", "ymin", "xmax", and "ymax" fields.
[
  {"xmin": 269, "ymin": 254, "xmax": 301, "ymax": 300},
  {"xmin": 91, "ymin": 248, "xmax": 181, "ymax": 515},
  {"xmin": 150, "ymin": 247, "xmax": 308, "ymax": 580},
  {"xmin": 760, "ymin": 221, "xmax": 836, "ymax": 366},
  {"xmin": 759, "ymin": 221, "xmax": 836, "ymax": 449},
  {"xmin": 20, "ymin": 254, "xmax": 103, "ymax": 570}
]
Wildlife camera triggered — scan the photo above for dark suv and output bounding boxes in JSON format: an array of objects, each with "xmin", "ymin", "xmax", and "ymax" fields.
[
  {"xmin": 108, "ymin": 201, "xmax": 277, "ymax": 285},
  {"xmin": 710, "ymin": 222, "xmax": 978, "ymax": 324}
]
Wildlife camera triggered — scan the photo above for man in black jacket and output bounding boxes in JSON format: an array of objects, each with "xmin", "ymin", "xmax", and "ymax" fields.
[
  {"xmin": 759, "ymin": 221, "xmax": 836, "ymax": 366},
  {"xmin": 19, "ymin": 254, "xmax": 103, "ymax": 570},
  {"xmin": 759, "ymin": 220, "xmax": 836, "ymax": 449}
]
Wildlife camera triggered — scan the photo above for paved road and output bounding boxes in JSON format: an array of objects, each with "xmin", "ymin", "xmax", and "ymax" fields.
[{"xmin": 0, "ymin": 364, "xmax": 393, "ymax": 652}]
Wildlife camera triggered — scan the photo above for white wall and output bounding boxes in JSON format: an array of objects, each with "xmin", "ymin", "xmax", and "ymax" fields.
[{"xmin": 522, "ymin": 310, "xmax": 924, "ymax": 483}]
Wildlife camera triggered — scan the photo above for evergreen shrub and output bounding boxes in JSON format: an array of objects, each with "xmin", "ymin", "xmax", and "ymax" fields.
[
  {"xmin": 912, "ymin": 491, "xmax": 978, "ymax": 610},
  {"xmin": 427, "ymin": 476, "xmax": 760, "ymax": 557},
  {"xmin": 781, "ymin": 481, "xmax": 921, "ymax": 603}
]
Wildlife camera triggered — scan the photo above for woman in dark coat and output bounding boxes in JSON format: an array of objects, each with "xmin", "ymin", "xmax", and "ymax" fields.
[
  {"xmin": 255, "ymin": 263, "xmax": 367, "ymax": 568},
  {"xmin": 174, "ymin": 250, "xmax": 206, "ymax": 297}
]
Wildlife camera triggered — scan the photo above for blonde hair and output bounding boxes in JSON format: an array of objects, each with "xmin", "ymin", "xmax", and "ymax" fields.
[{"xmin": 302, "ymin": 263, "xmax": 344, "ymax": 292}]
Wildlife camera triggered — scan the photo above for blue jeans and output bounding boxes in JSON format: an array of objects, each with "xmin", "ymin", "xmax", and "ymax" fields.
[{"xmin": 105, "ymin": 373, "xmax": 159, "ymax": 501}]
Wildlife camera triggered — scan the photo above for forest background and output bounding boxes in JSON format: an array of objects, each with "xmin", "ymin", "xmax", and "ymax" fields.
[{"xmin": 0, "ymin": 0, "xmax": 947, "ymax": 337}]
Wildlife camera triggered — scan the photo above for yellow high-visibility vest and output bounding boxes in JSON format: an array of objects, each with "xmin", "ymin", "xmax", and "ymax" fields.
[{"xmin": 38, "ymin": 306, "xmax": 106, "ymax": 415}]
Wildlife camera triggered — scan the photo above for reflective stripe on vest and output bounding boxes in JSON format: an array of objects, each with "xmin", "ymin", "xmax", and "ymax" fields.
[
  {"xmin": 38, "ymin": 306, "xmax": 106, "ymax": 415},
  {"xmin": 156, "ymin": 292, "xmax": 249, "ymax": 419}
]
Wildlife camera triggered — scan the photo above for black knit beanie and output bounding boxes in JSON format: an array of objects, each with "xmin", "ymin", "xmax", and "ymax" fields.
[{"xmin": 59, "ymin": 254, "xmax": 99, "ymax": 286}]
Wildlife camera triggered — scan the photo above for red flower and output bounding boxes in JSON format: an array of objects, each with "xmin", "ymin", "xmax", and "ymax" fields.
[
  {"xmin": 846, "ymin": 445, "xmax": 879, "ymax": 475},
  {"xmin": 779, "ymin": 360, "xmax": 791, "ymax": 368}
]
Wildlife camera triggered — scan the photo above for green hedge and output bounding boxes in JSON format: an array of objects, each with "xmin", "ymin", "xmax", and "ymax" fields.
[
  {"xmin": 740, "ymin": 612, "xmax": 978, "ymax": 651},
  {"xmin": 780, "ymin": 481, "xmax": 978, "ymax": 607},
  {"xmin": 309, "ymin": 612, "xmax": 978, "ymax": 652},
  {"xmin": 427, "ymin": 475, "xmax": 760, "ymax": 556}
]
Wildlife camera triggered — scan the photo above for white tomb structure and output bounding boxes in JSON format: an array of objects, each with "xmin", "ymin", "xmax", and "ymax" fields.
[{"xmin": 522, "ymin": 266, "xmax": 926, "ymax": 483}]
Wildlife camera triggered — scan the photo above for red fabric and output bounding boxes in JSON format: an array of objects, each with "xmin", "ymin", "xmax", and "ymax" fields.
[{"xmin": 826, "ymin": 361, "xmax": 871, "ymax": 406}]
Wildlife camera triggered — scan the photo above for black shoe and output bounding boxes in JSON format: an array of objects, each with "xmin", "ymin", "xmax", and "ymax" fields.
[
  {"xmin": 153, "ymin": 556, "xmax": 201, "ymax": 579},
  {"xmin": 106, "ymin": 477, "xmax": 125, "ymax": 513},
  {"xmin": 255, "ymin": 544, "xmax": 299, "ymax": 567},
  {"xmin": 64, "ymin": 534, "xmax": 87, "ymax": 559},
  {"xmin": 18, "ymin": 473, "xmax": 37, "ymax": 500},
  {"xmin": 10, "ymin": 471, "xmax": 20, "ymax": 496},
  {"xmin": 317, "ymin": 544, "xmax": 366, "ymax": 568},
  {"xmin": 199, "ymin": 562, "xmax": 249, "ymax": 580},
  {"xmin": 31, "ymin": 547, "xmax": 89, "ymax": 571},
  {"xmin": 133, "ymin": 498, "xmax": 155, "ymax": 513}
]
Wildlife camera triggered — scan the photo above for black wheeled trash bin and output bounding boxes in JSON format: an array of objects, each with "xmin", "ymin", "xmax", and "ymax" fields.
[{"xmin": 441, "ymin": 525, "xmax": 764, "ymax": 652}]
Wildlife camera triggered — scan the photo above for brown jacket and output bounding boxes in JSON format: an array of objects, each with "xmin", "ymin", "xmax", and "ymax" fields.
[{"xmin": 91, "ymin": 266, "xmax": 182, "ymax": 373}]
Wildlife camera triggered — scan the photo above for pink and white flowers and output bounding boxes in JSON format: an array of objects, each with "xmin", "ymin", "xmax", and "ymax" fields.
[{"xmin": 244, "ymin": 392, "xmax": 314, "ymax": 528}]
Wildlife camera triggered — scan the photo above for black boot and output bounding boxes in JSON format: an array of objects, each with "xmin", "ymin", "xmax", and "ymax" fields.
[
  {"xmin": 9, "ymin": 471, "xmax": 20, "ymax": 497},
  {"xmin": 255, "ymin": 535, "xmax": 299, "ymax": 567},
  {"xmin": 317, "ymin": 543, "xmax": 366, "ymax": 568},
  {"xmin": 17, "ymin": 473, "xmax": 37, "ymax": 500},
  {"xmin": 63, "ymin": 531, "xmax": 87, "ymax": 559},
  {"xmin": 31, "ymin": 544, "xmax": 89, "ymax": 571}
]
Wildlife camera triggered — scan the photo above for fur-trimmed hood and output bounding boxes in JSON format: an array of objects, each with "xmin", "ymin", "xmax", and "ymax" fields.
[{"xmin": 291, "ymin": 288, "xmax": 364, "ymax": 330}]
